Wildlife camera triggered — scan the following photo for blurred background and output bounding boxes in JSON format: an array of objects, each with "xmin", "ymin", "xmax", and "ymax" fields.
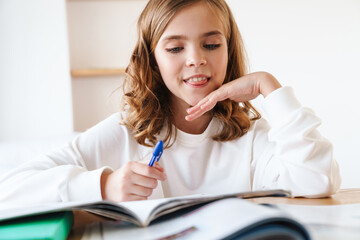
[{"xmin": 0, "ymin": 0, "xmax": 359, "ymax": 188}]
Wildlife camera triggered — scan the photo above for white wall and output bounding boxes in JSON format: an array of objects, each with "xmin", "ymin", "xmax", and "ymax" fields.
[
  {"xmin": 0, "ymin": 0, "xmax": 73, "ymax": 140},
  {"xmin": 227, "ymin": 0, "xmax": 360, "ymax": 188},
  {"xmin": 67, "ymin": 0, "xmax": 147, "ymax": 131},
  {"xmin": 71, "ymin": 76, "xmax": 123, "ymax": 132}
]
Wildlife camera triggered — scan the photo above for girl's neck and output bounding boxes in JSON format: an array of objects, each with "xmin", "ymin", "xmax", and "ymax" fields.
[{"xmin": 171, "ymin": 98, "xmax": 212, "ymax": 134}]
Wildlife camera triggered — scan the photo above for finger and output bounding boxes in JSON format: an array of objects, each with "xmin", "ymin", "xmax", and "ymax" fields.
[
  {"xmin": 153, "ymin": 162, "xmax": 164, "ymax": 172},
  {"xmin": 185, "ymin": 100, "xmax": 217, "ymax": 121},
  {"xmin": 185, "ymin": 96, "xmax": 216, "ymax": 120},
  {"xmin": 138, "ymin": 160, "xmax": 164, "ymax": 172},
  {"xmin": 186, "ymin": 90, "xmax": 220, "ymax": 114},
  {"xmin": 187, "ymin": 88, "xmax": 228, "ymax": 115},
  {"xmin": 205, "ymin": 88, "xmax": 229, "ymax": 106},
  {"xmin": 127, "ymin": 194, "xmax": 147, "ymax": 201},
  {"xmin": 131, "ymin": 162, "xmax": 167, "ymax": 181},
  {"xmin": 131, "ymin": 173, "xmax": 158, "ymax": 189},
  {"xmin": 189, "ymin": 89, "xmax": 230, "ymax": 120},
  {"xmin": 187, "ymin": 96, "xmax": 211, "ymax": 114},
  {"xmin": 129, "ymin": 184, "xmax": 153, "ymax": 197},
  {"xmin": 138, "ymin": 159, "xmax": 164, "ymax": 171},
  {"xmin": 185, "ymin": 107, "xmax": 207, "ymax": 121}
]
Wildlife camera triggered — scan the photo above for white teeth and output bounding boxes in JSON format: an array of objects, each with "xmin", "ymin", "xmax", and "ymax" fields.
[{"xmin": 187, "ymin": 77, "xmax": 207, "ymax": 82}]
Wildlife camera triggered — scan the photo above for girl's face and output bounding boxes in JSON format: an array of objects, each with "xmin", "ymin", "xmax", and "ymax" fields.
[{"xmin": 154, "ymin": 2, "xmax": 228, "ymax": 109}]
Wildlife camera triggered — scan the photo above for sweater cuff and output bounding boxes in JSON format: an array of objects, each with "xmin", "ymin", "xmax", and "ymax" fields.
[
  {"xmin": 67, "ymin": 167, "xmax": 113, "ymax": 202},
  {"xmin": 262, "ymin": 86, "xmax": 302, "ymax": 126}
]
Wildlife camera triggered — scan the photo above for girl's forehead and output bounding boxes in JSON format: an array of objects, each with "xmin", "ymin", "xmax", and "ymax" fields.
[{"xmin": 159, "ymin": 2, "xmax": 227, "ymax": 39}]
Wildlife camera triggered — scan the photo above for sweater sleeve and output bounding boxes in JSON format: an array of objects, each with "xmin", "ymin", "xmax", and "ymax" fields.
[
  {"xmin": 0, "ymin": 113, "xmax": 129, "ymax": 207},
  {"xmin": 251, "ymin": 87, "xmax": 341, "ymax": 197}
]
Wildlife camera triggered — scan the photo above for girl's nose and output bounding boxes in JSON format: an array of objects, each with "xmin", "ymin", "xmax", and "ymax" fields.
[{"xmin": 185, "ymin": 50, "xmax": 207, "ymax": 67}]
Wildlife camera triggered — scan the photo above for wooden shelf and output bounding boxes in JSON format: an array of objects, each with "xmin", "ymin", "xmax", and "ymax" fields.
[{"xmin": 71, "ymin": 68, "xmax": 125, "ymax": 77}]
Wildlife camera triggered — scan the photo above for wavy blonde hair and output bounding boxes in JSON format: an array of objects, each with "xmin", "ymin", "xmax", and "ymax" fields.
[{"xmin": 121, "ymin": 0, "xmax": 261, "ymax": 147}]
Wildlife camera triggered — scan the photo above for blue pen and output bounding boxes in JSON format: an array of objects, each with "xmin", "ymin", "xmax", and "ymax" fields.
[{"xmin": 148, "ymin": 140, "xmax": 163, "ymax": 167}]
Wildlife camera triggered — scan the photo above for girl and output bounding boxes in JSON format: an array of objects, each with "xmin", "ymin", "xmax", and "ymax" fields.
[{"xmin": 0, "ymin": 0, "xmax": 340, "ymax": 205}]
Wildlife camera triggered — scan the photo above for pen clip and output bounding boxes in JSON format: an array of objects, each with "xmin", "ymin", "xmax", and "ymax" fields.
[{"xmin": 149, "ymin": 141, "xmax": 163, "ymax": 167}]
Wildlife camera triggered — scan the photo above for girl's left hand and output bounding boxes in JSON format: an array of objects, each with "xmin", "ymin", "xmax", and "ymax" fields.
[{"xmin": 185, "ymin": 72, "xmax": 282, "ymax": 121}]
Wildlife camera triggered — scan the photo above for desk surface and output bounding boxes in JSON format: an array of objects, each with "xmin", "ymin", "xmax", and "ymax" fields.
[{"xmin": 247, "ymin": 188, "xmax": 360, "ymax": 205}]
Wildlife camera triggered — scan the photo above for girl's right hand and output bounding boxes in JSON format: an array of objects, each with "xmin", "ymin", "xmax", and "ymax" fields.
[
  {"xmin": 101, "ymin": 161, "xmax": 167, "ymax": 202},
  {"xmin": 186, "ymin": 72, "xmax": 281, "ymax": 121}
]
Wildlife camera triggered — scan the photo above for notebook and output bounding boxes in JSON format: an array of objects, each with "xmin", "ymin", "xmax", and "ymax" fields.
[{"xmin": 0, "ymin": 211, "xmax": 73, "ymax": 240}]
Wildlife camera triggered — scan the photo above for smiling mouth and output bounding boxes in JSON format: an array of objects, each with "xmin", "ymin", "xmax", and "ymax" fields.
[{"xmin": 183, "ymin": 76, "xmax": 210, "ymax": 86}]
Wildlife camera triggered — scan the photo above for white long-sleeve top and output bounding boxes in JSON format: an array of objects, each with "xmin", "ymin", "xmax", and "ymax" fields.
[{"xmin": 0, "ymin": 87, "xmax": 341, "ymax": 206}]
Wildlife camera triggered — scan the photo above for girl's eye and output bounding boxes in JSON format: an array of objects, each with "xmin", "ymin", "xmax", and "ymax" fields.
[
  {"xmin": 166, "ymin": 47, "xmax": 184, "ymax": 53},
  {"xmin": 204, "ymin": 44, "xmax": 221, "ymax": 50}
]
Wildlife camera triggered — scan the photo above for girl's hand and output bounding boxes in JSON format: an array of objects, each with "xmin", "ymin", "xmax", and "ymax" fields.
[
  {"xmin": 186, "ymin": 72, "xmax": 282, "ymax": 121},
  {"xmin": 101, "ymin": 161, "xmax": 167, "ymax": 202}
]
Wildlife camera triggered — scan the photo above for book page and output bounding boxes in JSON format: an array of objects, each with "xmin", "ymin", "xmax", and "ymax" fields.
[
  {"xmin": 95, "ymin": 198, "xmax": 299, "ymax": 240},
  {"xmin": 117, "ymin": 198, "xmax": 172, "ymax": 225},
  {"xmin": 117, "ymin": 189, "xmax": 290, "ymax": 226},
  {"xmin": 0, "ymin": 189, "xmax": 290, "ymax": 227},
  {"xmin": 117, "ymin": 194, "xmax": 211, "ymax": 226}
]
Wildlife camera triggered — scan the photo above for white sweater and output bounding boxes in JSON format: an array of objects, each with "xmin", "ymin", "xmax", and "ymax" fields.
[{"xmin": 0, "ymin": 87, "xmax": 341, "ymax": 206}]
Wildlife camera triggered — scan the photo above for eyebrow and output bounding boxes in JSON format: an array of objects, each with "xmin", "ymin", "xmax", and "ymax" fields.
[{"xmin": 161, "ymin": 30, "xmax": 223, "ymax": 42}]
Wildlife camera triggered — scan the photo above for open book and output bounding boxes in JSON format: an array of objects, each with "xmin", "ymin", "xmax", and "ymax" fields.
[
  {"xmin": 86, "ymin": 198, "xmax": 311, "ymax": 240},
  {"xmin": 0, "ymin": 189, "xmax": 311, "ymax": 239},
  {"xmin": 0, "ymin": 189, "xmax": 290, "ymax": 228}
]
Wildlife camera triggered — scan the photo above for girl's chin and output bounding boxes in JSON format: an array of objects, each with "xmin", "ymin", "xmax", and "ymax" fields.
[{"xmin": 185, "ymin": 98, "xmax": 204, "ymax": 107}]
